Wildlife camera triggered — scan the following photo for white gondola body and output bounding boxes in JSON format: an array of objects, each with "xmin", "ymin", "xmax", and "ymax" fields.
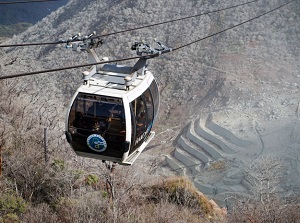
[{"xmin": 65, "ymin": 60, "xmax": 159, "ymax": 165}]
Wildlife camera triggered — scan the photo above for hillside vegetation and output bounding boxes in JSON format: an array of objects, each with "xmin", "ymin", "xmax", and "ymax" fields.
[
  {"xmin": 0, "ymin": 0, "xmax": 68, "ymax": 25},
  {"xmin": 0, "ymin": 0, "xmax": 299, "ymax": 222},
  {"xmin": 0, "ymin": 23, "xmax": 32, "ymax": 37},
  {"xmin": 0, "ymin": 0, "xmax": 68, "ymax": 37}
]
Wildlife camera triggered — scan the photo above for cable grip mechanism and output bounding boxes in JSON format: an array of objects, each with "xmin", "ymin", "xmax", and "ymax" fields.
[
  {"xmin": 131, "ymin": 40, "xmax": 172, "ymax": 58},
  {"xmin": 61, "ymin": 31, "xmax": 103, "ymax": 51}
]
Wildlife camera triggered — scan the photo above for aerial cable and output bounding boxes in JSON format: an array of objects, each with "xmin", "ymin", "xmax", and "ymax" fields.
[
  {"xmin": 173, "ymin": 0, "xmax": 295, "ymax": 51},
  {"xmin": 0, "ymin": 0, "xmax": 294, "ymax": 80},
  {"xmin": 0, "ymin": 56, "xmax": 141, "ymax": 80},
  {"xmin": 0, "ymin": 0, "xmax": 61, "ymax": 4},
  {"xmin": 93, "ymin": 0, "xmax": 259, "ymax": 38},
  {"xmin": 0, "ymin": 0, "xmax": 258, "ymax": 48}
]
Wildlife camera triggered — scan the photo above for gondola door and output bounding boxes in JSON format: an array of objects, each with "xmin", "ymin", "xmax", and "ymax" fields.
[
  {"xmin": 66, "ymin": 93, "xmax": 128, "ymax": 162},
  {"xmin": 128, "ymin": 81, "xmax": 158, "ymax": 155}
]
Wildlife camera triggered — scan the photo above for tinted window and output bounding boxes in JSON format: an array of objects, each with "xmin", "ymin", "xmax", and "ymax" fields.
[
  {"xmin": 129, "ymin": 87, "xmax": 157, "ymax": 155},
  {"xmin": 129, "ymin": 95, "xmax": 147, "ymax": 154},
  {"xmin": 68, "ymin": 93, "xmax": 126, "ymax": 158},
  {"xmin": 143, "ymin": 89, "xmax": 154, "ymax": 128},
  {"xmin": 149, "ymin": 79, "xmax": 159, "ymax": 120}
]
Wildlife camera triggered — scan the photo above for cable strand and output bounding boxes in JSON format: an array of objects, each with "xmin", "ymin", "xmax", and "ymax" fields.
[
  {"xmin": 173, "ymin": 0, "xmax": 295, "ymax": 51},
  {"xmin": 0, "ymin": 56, "xmax": 140, "ymax": 80},
  {"xmin": 0, "ymin": 0, "xmax": 258, "ymax": 48},
  {"xmin": 0, "ymin": 0, "xmax": 295, "ymax": 80},
  {"xmin": 93, "ymin": 0, "xmax": 259, "ymax": 38}
]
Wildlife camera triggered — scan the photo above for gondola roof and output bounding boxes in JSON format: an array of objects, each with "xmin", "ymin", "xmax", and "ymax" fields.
[{"xmin": 78, "ymin": 64, "xmax": 154, "ymax": 101}]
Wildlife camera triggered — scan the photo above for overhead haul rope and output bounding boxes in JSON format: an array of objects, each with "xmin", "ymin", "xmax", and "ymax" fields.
[
  {"xmin": 0, "ymin": 0, "xmax": 62, "ymax": 4},
  {"xmin": 92, "ymin": 0, "xmax": 259, "ymax": 38},
  {"xmin": 0, "ymin": 0, "xmax": 258, "ymax": 48},
  {"xmin": 172, "ymin": 0, "xmax": 295, "ymax": 51},
  {"xmin": 0, "ymin": 0, "xmax": 295, "ymax": 80}
]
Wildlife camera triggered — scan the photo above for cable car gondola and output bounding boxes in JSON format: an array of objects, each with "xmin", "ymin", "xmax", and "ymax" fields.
[{"xmin": 65, "ymin": 34, "xmax": 171, "ymax": 165}]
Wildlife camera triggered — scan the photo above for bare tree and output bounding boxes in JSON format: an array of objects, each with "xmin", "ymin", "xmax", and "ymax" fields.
[
  {"xmin": 226, "ymin": 155, "xmax": 300, "ymax": 222},
  {"xmin": 242, "ymin": 155, "xmax": 284, "ymax": 204}
]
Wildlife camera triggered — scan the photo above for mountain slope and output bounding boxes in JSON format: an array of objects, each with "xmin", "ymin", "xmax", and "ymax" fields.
[
  {"xmin": 0, "ymin": 0, "xmax": 68, "ymax": 25},
  {"xmin": 1, "ymin": 0, "xmax": 298, "ymax": 127},
  {"xmin": 0, "ymin": 0, "xmax": 299, "ymax": 209}
]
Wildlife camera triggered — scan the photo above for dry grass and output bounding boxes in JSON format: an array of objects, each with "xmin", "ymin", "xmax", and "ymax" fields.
[
  {"xmin": 143, "ymin": 177, "xmax": 217, "ymax": 219},
  {"xmin": 210, "ymin": 160, "xmax": 226, "ymax": 171}
]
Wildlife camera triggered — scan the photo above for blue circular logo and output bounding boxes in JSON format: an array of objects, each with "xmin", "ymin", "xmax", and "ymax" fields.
[{"xmin": 87, "ymin": 134, "xmax": 107, "ymax": 152}]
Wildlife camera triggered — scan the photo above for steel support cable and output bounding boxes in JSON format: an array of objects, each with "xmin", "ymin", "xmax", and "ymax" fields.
[
  {"xmin": 0, "ymin": 0, "xmax": 61, "ymax": 4},
  {"xmin": 92, "ymin": 0, "xmax": 259, "ymax": 38},
  {"xmin": 0, "ymin": 0, "xmax": 294, "ymax": 80},
  {"xmin": 0, "ymin": 56, "xmax": 141, "ymax": 80},
  {"xmin": 172, "ymin": 0, "xmax": 295, "ymax": 51},
  {"xmin": 0, "ymin": 0, "xmax": 258, "ymax": 48}
]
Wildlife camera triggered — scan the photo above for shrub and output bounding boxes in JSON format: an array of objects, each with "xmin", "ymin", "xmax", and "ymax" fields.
[
  {"xmin": 86, "ymin": 174, "xmax": 99, "ymax": 187},
  {"xmin": 51, "ymin": 159, "xmax": 65, "ymax": 171},
  {"xmin": 0, "ymin": 193, "xmax": 26, "ymax": 215},
  {"xmin": 4, "ymin": 149, "xmax": 75, "ymax": 204},
  {"xmin": 144, "ymin": 177, "xmax": 214, "ymax": 216},
  {"xmin": 226, "ymin": 196, "xmax": 300, "ymax": 223},
  {"xmin": 1, "ymin": 213, "xmax": 20, "ymax": 223},
  {"xmin": 21, "ymin": 203, "xmax": 59, "ymax": 223}
]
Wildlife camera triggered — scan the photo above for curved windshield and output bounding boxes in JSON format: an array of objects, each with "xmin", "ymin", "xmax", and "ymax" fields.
[
  {"xmin": 129, "ymin": 79, "xmax": 159, "ymax": 155},
  {"xmin": 68, "ymin": 93, "xmax": 126, "ymax": 158},
  {"xmin": 149, "ymin": 78, "xmax": 159, "ymax": 120}
]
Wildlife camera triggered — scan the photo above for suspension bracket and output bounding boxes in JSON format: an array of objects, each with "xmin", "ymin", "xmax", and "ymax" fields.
[
  {"xmin": 131, "ymin": 40, "xmax": 172, "ymax": 58},
  {"xmin": 61, "ymin": 32, "xmax": 103, "ymax": 51}
]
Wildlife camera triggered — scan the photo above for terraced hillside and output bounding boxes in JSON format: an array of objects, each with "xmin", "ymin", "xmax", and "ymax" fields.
[
  {"xmin": 166, "ymin": 114, "xmax": 259, "ymax": 205},
  {"xmin": 164, "ymin": 112, "xmax": 300, "ymax": 207}
]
